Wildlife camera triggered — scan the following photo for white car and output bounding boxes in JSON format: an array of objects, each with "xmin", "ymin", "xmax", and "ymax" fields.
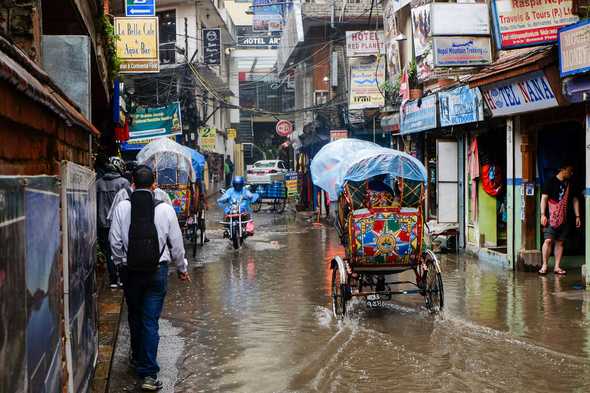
[{"xmin": 246, "ymin": 160, "xmax": 288, "ymax": 184}]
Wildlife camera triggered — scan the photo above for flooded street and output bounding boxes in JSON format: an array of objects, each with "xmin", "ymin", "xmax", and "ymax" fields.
[{"xmin": 110, "ymin": 209, "xmax": 590, "ymax": 393}]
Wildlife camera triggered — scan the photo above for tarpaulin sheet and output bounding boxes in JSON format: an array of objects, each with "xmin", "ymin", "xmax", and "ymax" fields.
[
  {"xmin": 311, "ymin": 138, "xmax": 427, "ymax": 201},
  {"xmin": 62, "ymin": 162, "xmax": 97, "ymax": 393},
  {"xmin": 137, "ymin": 138, "xmax": 196, "ymax": 183}
]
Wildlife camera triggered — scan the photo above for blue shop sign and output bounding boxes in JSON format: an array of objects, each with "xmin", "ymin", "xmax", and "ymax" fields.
[
  {"xmin": 400, "ymin": 95, "xmax": 437, "ymax": 134},
  {"xmin": 439, "ymin": 85, "xmax": 484, "ymax": 127},
  {"xmin": 126, "ymin": 0, "xmax": 155, "ymax": 16}
]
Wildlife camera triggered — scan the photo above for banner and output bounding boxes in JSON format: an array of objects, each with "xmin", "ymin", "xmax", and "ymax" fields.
[
  {"xmin": 61, "ymin": 162, "xmax": 98, "ymax": 393},
  {"xmin": 349, "ymin": 60, "xmax": 385, "ymax": 110},
  {"xmin": 492, "ymin": 0, "xmax": 578, "ymax": 49},
  {"xmin": 115, "ymin": 17, "xmax": 159, "ymax": 73},
  {"xmin": 203, "ymin": 28, "xmax": 221, "ymax": 65},
  {"xmin": 433, "ymin": 36, "xmax": 492, "ymax": 67},
  {"xmin": 383, "ymin": 0, "xmax": 401, "ymax": 80},
  {"xmin": 439, "ymin": 86, "xmax": 484, "ymax": 127},
  {"xmin": 199, "ymin": 127, "xmax": 217, "ymax": 151},
  {"xmin": 345, "ymin": 31, "xmax": 385, "ymax": 57},
  {"xmin": 411, "ymin": 5, "xmax": 431, "ymax": 57},
  {"xmin": 129, "ymin": 102, "xmax": 182, "ymax": 142}
]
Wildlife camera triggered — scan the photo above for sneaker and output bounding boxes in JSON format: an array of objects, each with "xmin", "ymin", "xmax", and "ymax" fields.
[{"xmin": 141, "ymin": 376, "xmax": 163, "ymax": 391}]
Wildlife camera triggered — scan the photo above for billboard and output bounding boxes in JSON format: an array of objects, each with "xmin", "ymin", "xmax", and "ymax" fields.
[
  {"xmin": 253, "ymin": 0, "xmax": 283, "ymax": 32},
  {"xmin": 411, "ymin": 4, "xmax": 431, "ymax": 57},
  {"xmin": 349, "ymin": 60, "xmax": 385, "ymax": 109},
  {"xmin": 431, "ymin": 3, "xmax": 490, "ymax": 35},
  {"xmin": 115, "ymin": 17, "xmax": 159, "ymax": 73},
  {"xmin": 491, "ymin": 0, "xmax": 578, "ymax": 49},
  {"xmin": 433, "ymin": 36, "xmax": 492, "ymax": 67}
]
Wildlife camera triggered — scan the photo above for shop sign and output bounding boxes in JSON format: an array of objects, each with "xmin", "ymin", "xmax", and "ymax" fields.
[
  {"xmin": 253, "ymin": 0, "xmax": 283, "ymax": 32},
  {"xmin": 345, "ymin": 31, "xmax": 385, "ymax": 57},
  {"xmin": 380, "ymin": 113, "xmax": 400, "ymax": 132},
  {"xmin": 237, "ymin": 35, "xmax": 281, "ymax": 48},
  {"xmin": 558, "ymin": 19, "xmax": 590, "ymax": 77},
  {"xmin": 349, "ymin": 60, "xmax": 385, "ymax": 110},
  {"xmin": 115, "ymin": 17, "xmax": 159, "ymax": 73},
  {"xmin": 199, "ymin": 127, "xmax": 217, "ymax": 151},
  {"xmin": 491, "ymin": 0, "xmax": 578, "ymax": 49},
  {"xmin": 203, "ymin": 28, "xmax": 221, "ymax": 65},
  {"xmin": 479, "ymin": 71, "xmax": 558, "ymax": 117},
  {"xmin": 439, "ymin": 86, "xmax": 484, "ymax": 127},
  {"xmin": 227, "ymin": 128, "xmax": 237, "ymax": 140},
  {"xmin": 330, "ymin": 129, "xmax": 349, "ymax": 141},
  {"xmin": 400, "ymin": 94, "xmax": 438, "ymax": 134},
  {"xmin": 126, "ymin": 0, "xmax": 155, "ymax": 16},
  {"xmin": 277, "ymin": 2, "xmax": 304, "ymax": 72},
  {"xmin": 431, "ymin": 3, "xmax": 490, "ymax": 35},
  {"xmin": 129, "ymin": 102, "xmax": 182, "ymax": 142},
  {"xmin": 276, "ymin": 120, "xmax": 293, "ymax": 137},
  {"xmin": 433, "ymin": 36, "xmax": 492, "ymax": 67},
  {"xmin": 285, "ymin": 172, "xmax": 299, "ymax": 197}
]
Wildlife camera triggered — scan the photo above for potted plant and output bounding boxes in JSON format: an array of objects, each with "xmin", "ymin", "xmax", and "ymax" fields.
[
  {"xmin": 408, "ymin": 60, "xmax": 422, "ymax": 100},
  {"xmin": 379, "ymin": 78, "xmax": 401, "ymax": 106}
]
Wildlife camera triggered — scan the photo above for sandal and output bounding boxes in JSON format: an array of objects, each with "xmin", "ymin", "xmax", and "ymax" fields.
[
  {"xmin": 553, "ymin": 268, "xmax": 567, "ymax": 275},
  {"xmin": 538, "ymin": 267, "xmax": 548, "ymax": 275}
]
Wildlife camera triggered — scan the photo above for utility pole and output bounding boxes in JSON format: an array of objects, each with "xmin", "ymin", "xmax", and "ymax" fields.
[{"xmin": 184, "ymin": 17, "xmax": 189, "ymax": 61}]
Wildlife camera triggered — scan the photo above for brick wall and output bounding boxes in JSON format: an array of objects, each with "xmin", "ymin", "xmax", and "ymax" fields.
[{"xmin": 0, "ymin": 80, "xmax": 92, "ymax": 176}]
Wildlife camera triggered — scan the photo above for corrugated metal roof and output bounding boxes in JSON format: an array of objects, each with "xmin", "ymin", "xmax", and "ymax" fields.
[
  {"xmin": 0, "ymin": 35, "xmax": 99, "ymax": 136},
  {"xmin": 468, "ymin": 46, "xmax": 555, "ymax": 88}
]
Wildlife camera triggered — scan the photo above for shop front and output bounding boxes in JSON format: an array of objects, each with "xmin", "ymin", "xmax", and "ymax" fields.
[{"xmin": 470, "ymin": 47, "xmax": 586, "ymax": 271}]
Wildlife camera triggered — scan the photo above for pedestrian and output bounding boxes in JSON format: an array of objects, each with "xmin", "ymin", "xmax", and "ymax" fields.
[
  {"xmin": 96, "ymin": 157, "xmax": 130, "ymax": 288},
  {"xmin": 107, "ymin": 175, "xmax": 173, "ymax": 223},
  {"xmin": 224, "ymin": 155, "xmax": 234, "ymax": 188},
  {"xmin": 109, "ymin": 165, "xmax": 191, "ymax": 391},
  {"xmin": 539, "ymin": 163, "xmax": 582, "ymax": 275}
]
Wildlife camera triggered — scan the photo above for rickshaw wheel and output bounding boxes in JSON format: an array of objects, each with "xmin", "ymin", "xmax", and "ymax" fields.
[
  {"xmin": 423, "ymin": 250, "xmax": 444, "ymax": 313},
  {"xmin": 274, "ymin": 198, "xmax": 286, "ymax": 213},
  {"xmin": 331, "ymin": 265, "xmax": 347, "ymax": 318}
]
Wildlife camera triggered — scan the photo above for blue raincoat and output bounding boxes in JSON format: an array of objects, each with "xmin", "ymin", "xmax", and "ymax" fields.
[{"xmin": 217, "ymin": 188, "xmax": 259, "ymax": 214}]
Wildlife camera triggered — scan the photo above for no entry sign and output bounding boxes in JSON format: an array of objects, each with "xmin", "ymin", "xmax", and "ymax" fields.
[{"xmin": 276, "ymin": 120, "xmax": 293, "ymax": 137}]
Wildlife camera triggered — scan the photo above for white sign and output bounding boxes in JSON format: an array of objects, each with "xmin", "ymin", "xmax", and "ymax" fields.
[
  {"xmin": 349, "ymin": 60, "xmax": 385, "ymax": 110},
  {"xmin": 345, "ymin": 31, "xmax": 385, "ymax": 57},
  {"xmin": 558, "ymin": 20, "xmax": 590, "ymax": 77},
  {"xmin": 479, "ymin": 71, "xmax": 558, "ymax": 117},
  {"xmin": 433, "ymin": 36, "xmax": 492, "ymax": 67},
  {"xmin": 431, "ymin": 3, "xmax": 490, "ymax": 35}
]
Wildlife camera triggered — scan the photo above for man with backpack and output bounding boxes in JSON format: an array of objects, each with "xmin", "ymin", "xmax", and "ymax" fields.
[
  {"xmin": 97, "ymin": 157, "xmax": 130, "ymax": 288},
  {"xmin": 109, "ymin": 165, "xmax": 190, "ymax": 391}
]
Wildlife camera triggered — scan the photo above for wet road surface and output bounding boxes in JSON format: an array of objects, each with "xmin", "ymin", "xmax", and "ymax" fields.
[{"xmin": 109, "ymin": 207, "xmax": 590, "ymax": 392}]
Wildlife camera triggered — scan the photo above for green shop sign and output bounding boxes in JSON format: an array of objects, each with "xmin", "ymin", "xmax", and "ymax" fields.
[{"xmin": 130, "ymin": 102, "xmax": 182, "ymax": 142}]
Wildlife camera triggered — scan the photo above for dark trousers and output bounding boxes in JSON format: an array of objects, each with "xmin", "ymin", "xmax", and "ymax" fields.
[
  {"xmin": 120, "ymin": 264, "xmax": 168, "ymax": 378},
  {"xmin": 98, "ymin": 227, "xmax": 118, "ymax": 284}
]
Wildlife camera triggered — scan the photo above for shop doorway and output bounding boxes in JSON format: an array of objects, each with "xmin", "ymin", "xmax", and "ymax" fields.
[{"xmin": 538, "ymin": 122, "xmax": 586, "ymax": 259}]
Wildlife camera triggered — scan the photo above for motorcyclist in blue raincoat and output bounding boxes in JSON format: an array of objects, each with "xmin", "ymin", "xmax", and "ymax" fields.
[{"xmin": 217, "ymin": 176, "xmax": 259, "ymax": 214}]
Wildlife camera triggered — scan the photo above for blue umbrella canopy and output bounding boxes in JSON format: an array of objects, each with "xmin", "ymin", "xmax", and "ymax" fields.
[{"xmin": 311, "ymin": 138, "xmax": 427, "ymax": 201}]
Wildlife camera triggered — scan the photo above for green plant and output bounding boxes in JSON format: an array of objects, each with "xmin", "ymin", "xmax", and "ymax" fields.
[
  {"xmin": 408, "ymin": 59, "xmax": 418, "ymax": 88},
  {"xmin": 100, "ymin": 14, "xmax": 121, "ymax": 84}
]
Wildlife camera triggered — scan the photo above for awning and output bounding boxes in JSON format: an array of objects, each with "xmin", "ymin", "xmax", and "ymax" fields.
[
  {"xmin": 0, "ymin": 36, "xmax": 99, "ymax": 136},
  {"xmin": 468, "ymin": 46, "xmax": 554, "ymax": 88},
  {"xmin": 194, "ymin": 65, "xmax": 234, "ymax": 97}
]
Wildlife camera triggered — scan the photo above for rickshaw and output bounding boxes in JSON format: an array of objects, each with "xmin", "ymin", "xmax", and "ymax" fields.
[
  {"xmin": 311, "ymin": 139, "xmax": 444, "ymax": 317},
  {"xmin": 137, "ymin": 138, "xmax": 205, "ymax": 256}
]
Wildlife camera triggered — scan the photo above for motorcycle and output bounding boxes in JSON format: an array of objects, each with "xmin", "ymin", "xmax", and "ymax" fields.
[{"xmin": 219, "ymin": 191, "xmax": 253, "ymax": 249}]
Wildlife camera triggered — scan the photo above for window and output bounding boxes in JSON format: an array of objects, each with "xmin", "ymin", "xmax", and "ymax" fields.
[{"xmin": 158, "ymin": 10, "xmax": 176, "ymax": 64}]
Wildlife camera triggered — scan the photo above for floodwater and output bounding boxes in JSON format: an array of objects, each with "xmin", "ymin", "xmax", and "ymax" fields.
[{"xmin": 109, "ymin": 208, "xmax": 590, "ymax": 393}]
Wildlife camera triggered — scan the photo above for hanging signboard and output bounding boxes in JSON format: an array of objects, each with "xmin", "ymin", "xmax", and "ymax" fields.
[
  {"xmin": 199, "ymin": 127, "xmax": 217, "ymax": 151},
  {"xmin": 238, "ymin": 35, "xmax": 281, "ymax": 48},
  {"xmin": 431, "ymin": 3, "xmax": 490, "ymax": 35},
  {"xmin": 400, "ymin": 94, "xmax": 437, "ymax": 134},
  {"xmin": 479, "ymin": 71, "xmax": 559, "ymax": 117},
  {"xmin": 345, "ymin": 31, "xmax": 385, "ymax": 57},
  {"xmin": 126, "ymin": 0, "xmax": 155, "ymax": 16},
  {"xmin": 433, "ymin": 36, "xmax": 492, "ymax": 67},
  {"xmin": 115, "ymin": 17, "xmax": 159, "ymax": 73},
  {"xmin": 129, "ymin": 102, "xmax": 182, "ymax": 142},
  {"xmin": 491, "ymin": 0, "xmax": 578, "ymax": 49},
  {"xmin": 558, "ymin": 19, "xmax": 590, "ymax": 77},
  {"xmin": 439, "ymin": 85, "xmax": 484, "ymax": 127},
  {"xmin": 203, "ymin": 28, "xmax": 221, "ymax": 65},
  {"xmin": 349, "ymin": 60, "xmax": 385, "ymax": 110}
]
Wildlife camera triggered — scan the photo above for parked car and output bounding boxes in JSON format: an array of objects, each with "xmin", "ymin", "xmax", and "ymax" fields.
[{"xmin": 246, "ymin": 160, "xmax": 288, "ymax": 184}]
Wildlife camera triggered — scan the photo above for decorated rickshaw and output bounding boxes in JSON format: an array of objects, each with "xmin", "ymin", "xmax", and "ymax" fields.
[{"xmin": 311, "ymin": 139, "xmax": 444, "ymax": 317}]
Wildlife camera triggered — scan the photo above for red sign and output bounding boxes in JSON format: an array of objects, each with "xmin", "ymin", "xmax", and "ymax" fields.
[{"xmin": 276, "ymin": 120, "xmax": 293, "ymax": 137}]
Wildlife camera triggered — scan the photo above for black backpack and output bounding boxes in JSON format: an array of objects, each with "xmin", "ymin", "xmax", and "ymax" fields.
[{"xmin": 126, "ymin": 190, "xmax": 166, "ymax": 272}]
